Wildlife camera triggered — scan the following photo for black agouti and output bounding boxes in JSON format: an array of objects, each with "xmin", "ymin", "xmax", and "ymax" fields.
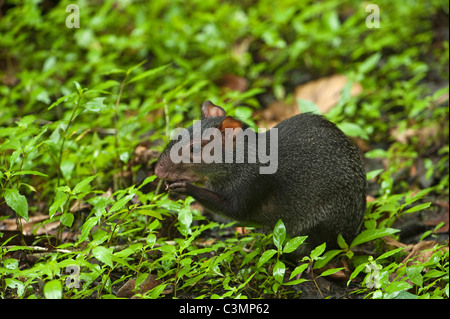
[{"xmin": 155, "ymin": 101, "xmax": 367, "ymax": 254}]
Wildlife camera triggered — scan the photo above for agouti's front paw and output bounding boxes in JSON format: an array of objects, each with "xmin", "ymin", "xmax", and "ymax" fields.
[{"xmin": 167, "ymin": 181, "xmax": 190, "ymax": 194}]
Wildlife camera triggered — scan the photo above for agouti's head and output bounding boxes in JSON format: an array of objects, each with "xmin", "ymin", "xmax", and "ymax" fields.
[{"xmin": 155, "ymin": 101, "xmax": 246, "ymax": 183}]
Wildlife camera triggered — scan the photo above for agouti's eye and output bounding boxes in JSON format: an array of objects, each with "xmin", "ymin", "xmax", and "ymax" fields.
[{"xmin": 191, "ymin": 144, "xmax": 201, "ymax": 154}]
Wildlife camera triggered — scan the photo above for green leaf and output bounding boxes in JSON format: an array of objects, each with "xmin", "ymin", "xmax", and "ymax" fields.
[
  {"xmin": 273, "ymin": 260, "xmax": 286, "ymax": 283},
  {"xmin": 157, "ymin": 244, "xmax": 176, "ymax": 254},
  {"xmin": 273, "ymin": 219, "xmax": 286, "ymax": 251},
  {"xmin": 136, "ymin": 209, "xmax": 163, "ymax": 220},
  {"xmin": 365, "ymin": 149, "xmax": 388, "ymax": 159},
  {"xmin": 385, "ymin": 280, "xmax": 413, "ymax": 293},
  {"xmin": 84, "ymin": 97, "xmax": 109, "ymax": 113},
  {"xmin": 9, "ymin": 149, "xmax": 22, "ymax": 169},
  {"xmin": 138, "ymin": 175, "xmax": 157, "ymax": 189},
  {"xmin": 3, "ymin": 258, "xmax": 19, "ymax": 270},
  {"xmin": 393, "ymin": 291, "xmax": 420, "ymax": 299},
  {"xmin": 350, "ymin": 228, "xmax": 400, "ymax": 248},
  {"xmin": 366, "ymin": 169, "xmax": 384, "ymax": 180},
  {"xmin": 109, "ymin": 194, "xmax": 134, "ymax": 213},
  {"xmin": 284, "ymin": 278, "xmax": 309, "ymax": 286},
  {"xmin": 12, "ymin": 170, "xmax": 48, "ymax": 177},
  {"xmin": 241, "ymin": 249, "xmax": 261, "ymax": 267},
  {"xmin": 283, "ymin": 236, "xmax": 307, "ymax": 254},
  {"xmin": 178, "ymin": 207, "xmax": 193, "ymax": 230},
  {"xmin": 77, "ymin": 216, "xmax": 100, "ymax": 244},
  {"xmin": 404, "ymin": 188, "xmax": 433, "ymax": 206},
  {"xmin": 376, "ymin": 247, "xmax": 404, "ymax": 260},
  {"xmin": 406, "ymin": 265, "xmax": 423, "ymax": 287},
  {"xmin": 313, "ymin": 249, "xmax": 343, "ymax": 269},
  {"xmin": 358, "ymin": 52, "xmax": 382, "ymax": 75},
  {"xmin": 404, "ymin": 202, "xmax": 431, "ymax": 214},
  {"xmin": 258, "ymin": 249, "xmax": 277, "ymax": 268},
  {"xmin": 49, "ymin": 188, "xmax": 70, "ymax": 218},
  {"xmin": 125, "ymin": 60, "xmax": 147, "ymax": 76},
  {"xmin": 5, "ymin": 278, "xmax": 25, "ymax": 297},
  {"xmin": 48, "ymin": 93, "xmax": 73, "ymax": 110},
  {"xmin": 148, "ymin": 283, "xmax": 168, "ymax": 298},
  {"xmin": 347, "ymin": 263, "xmax": 367, "ymax": 286},
  {"xmin": 60, "ymin": 212, "xmax": 74, "ymax": 227},
  {"xmin": 337, "ymin": 234, "xmax": 349, "ymax": 250},
  {"xmin": 310, "ymin": 242, "xmax": 326, "ymax": 260},
  {"xmin": 92, "ymin": 246, "xmax": 113, "ymax": 267},
  {"xmin": 297, "ymin": 98, "xmax": 321, "ymax": 114},
  {"xmin": 337, "ymin": 122, "xmax": 369, "ymax": 140},
  {"xmin": 49, "ymin": 197, "xmax": 68, "ymax": 219},
  {"xmin": 74, "ymin": 81, "xmax": 83, "ymax": 95},
  {"xmin": 289, "ymin": 263, "xmax": 309, "ymax": 279},
  {"xmin": 44, "ymin": 280, "xmax": 62, "ymax": 299},
  {"xmin": 101, "ymin": 68, "xmax": 126, "ymax": 76},
  {"xmin": 319, "ymin": 267, "xmax": 345, "ymax": 277},
  {"xmin": 180, "ymin": 274, "xmax": 207, "ymax": 290},
  {"xmin": 73, "ymin": 175, "xmax": 98, "ymax": 194},
  {"xmin": 4, "ymin": 188, "xmax": 29, "ymax": 222},
  {"xmin": 127, "ymin": 64, "xmax": 170, "ymax": 84}
]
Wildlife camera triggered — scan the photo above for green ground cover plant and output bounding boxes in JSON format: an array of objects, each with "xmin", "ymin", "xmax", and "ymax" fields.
[{"xmin": 0, "ymin": 0, "xmax": 448, "ymax": 299}]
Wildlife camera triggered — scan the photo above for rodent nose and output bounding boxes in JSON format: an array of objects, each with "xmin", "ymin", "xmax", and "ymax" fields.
[{"xmin": 155, "ymin": 162, "xmax": 165, "ymax": 179}]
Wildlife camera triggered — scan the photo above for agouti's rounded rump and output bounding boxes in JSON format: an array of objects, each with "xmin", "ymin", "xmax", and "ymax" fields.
[{"xmin": 155, "ymin": 101, "xmax": 367, "ymax": 254}]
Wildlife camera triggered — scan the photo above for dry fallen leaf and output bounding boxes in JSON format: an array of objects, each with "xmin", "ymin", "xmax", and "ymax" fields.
[
  {"xmin": 294, "ymin": 74, "xmax": 363, "ymax": 114},
  {"xmin": 258, "ymin": 74, "xmax": 363, "ymax": 128},
  {"xmin": 216, "ymin": 74, "xmax": 248, "ymax": 93},
  {"xmin": 117, "ymin": 274, "xmax": 172, "ymax": 298},
  {"xmin": 0, "ymin": 215, "xmax": 59, "ymax": 236},
  {"xmin": 259, "ymin": 100, "xmax": 297, "ymax": 128},
  {"xmin": 384, "ymin": 238, "xmax": 448, "ymax": 285},
  {"xmin": 401, "ymin": 240, "xmax": 448, "ymax": 266},
  {"xmin": 390, "ymin": 126, "xmax": 439, "ymax": 148}
]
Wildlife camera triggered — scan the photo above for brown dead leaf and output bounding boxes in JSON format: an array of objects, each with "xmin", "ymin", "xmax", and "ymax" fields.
[
  {"xmin": 190, "ymin": 201, "xmax": 205, "ymax": 214},
  {"xmin": 401, "ymin": 240, "xmax": 448, "ymax": 266},
  {"xmin": 201, "ymin": 238, "xmax": 217, "ymax": 246},
  {"xmin": 353, "ymin": 137, "xmax": 371, "ymax": 152},
  {"xmin": 434, "ymin": 90, "xmax": 449, "ymax": 106},
  {"xmin": 216, "ymin": 74, "xmax": 248, "ymax": 93},
  {"xmin": 232, "ymin": 36, "xmax": 253, "ymax": 64},
  {"xmin": 259, "ymin": 100, "xmax": 298, "ymax": 128},
  {"xmin": 235, "ymin": 227, "xmax": 250, "ymax": 235},
  {"xmin": 294, "ymin": 74, "xmax": 363, "ymax": 114},
  {"xmin": 0, "ymin": 215, "xmax": 59, "ymax": 236},
  {"xmin": 117, "ymin": 275, "xmax": 172, "ymax": 298},
  {"xmin": 69, "ymin": 200, "xmax": 90, "ymax": 213},
  {"xmin": 390, "ymin": 126, "xmax": 439, "ymax": 148},
  {"xmin": 133, "ymin": 145, "xmax": 160, "ymax": 163},
  {"xmin": 383, "ymin": 236, "xmax": 408, "ymax": 248},
  {"xmin": 258, "ymin": 75, "xmax": 362, "ymax": 128},
  {"xmin": 385, "ymin": 238, "xmax": 448, "ymax": 284},
  {"xmin": 423, "ymin": 209, "xmax": 449, "ymax": 233}
]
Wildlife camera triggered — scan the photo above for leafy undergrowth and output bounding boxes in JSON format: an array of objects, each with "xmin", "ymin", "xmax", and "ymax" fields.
[{"xmin": 0, "ymin": 0, "xmax": 449, "ymax": 299}]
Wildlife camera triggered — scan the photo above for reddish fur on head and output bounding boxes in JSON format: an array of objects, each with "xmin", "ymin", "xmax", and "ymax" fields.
[{"xmin": 219, "ymin": 116, "xmax": 243, "ymax": 131}]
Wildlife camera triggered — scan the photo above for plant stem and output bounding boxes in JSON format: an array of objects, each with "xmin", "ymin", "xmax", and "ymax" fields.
[
  {"xmin": 98, "ymin": 267, "xmax": 113, "ymax": 299},
  {"xmin": 309, "ymin": 261, "xmax": 324, "ymax": 298},
  {"xmin": 106, "ymin": 206, "xmax": 135, "ymax": 248},
  {"xmin": 113, "ymin": 76, "xmax": 127, "ymax": 191},
  {"xmin": 163, "ymin": 99, "xmax": 170, "ymax": 141},
  {"xmin": 57, "ymin": 94, "xmax": 82, "ymax": 187},
  {"xmin": 153, "ymin": 99, "xmax": 170, "ymax": 197}
]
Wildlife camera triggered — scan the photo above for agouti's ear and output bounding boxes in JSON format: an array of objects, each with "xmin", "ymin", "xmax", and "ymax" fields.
[
  {"xmin": 219, "ymin": 116, "xmax": 243, "ymax": 132},
  {"xmin": 201, "ymin": 100, "xmax": 226, "ymax": 118}
]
